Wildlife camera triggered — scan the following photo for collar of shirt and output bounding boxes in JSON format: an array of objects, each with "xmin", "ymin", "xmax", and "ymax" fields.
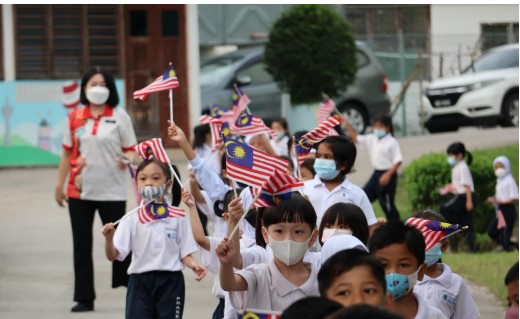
[
  {"xmin": 84, "ymin": 105, "xmax": 114, "ymax": 119},
  {"xmin": 307, "ymin": 174, "xmax": 352, "ymax": 192},
  {"xmin": 267, "ymin": 259, "xmax": 316, "ymax": 297},
  {"xmin": 418, "ymin": 263, "xmax": 452, "ymax": 288}
]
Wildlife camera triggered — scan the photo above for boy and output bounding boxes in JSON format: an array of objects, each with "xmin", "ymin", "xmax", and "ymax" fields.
[
  {"xmin": 505, "ymin": 262, "xmax": 519, "ymax": 319},
  {"xmin": 369, "ymin": 221, "xmax": 447, "ymax": 319}
]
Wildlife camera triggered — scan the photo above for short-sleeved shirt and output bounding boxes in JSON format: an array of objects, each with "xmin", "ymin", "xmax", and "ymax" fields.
[
  {"xmin": 303, "ymin": 175, "xmax": 377, "ymax": 228},
  {"xmin": 415, "ymin": 292, "xmax": 449, "ymax": 319},
  {"xmin": 229, "ymin": 259, "xmax": 319, "ymax": 312},
  {"xmin": 62, "ymin": 105, "xmax": 137, "ymax": 200},
  {"xmin": 357, "ymin": 134, "xmax": 403, "ymax": 170},
  {"xmin": 451, "ymin": 161, "xmax": 474, "ymax": 194},
  {"xmin": 496, "ymin": 175, "xmax": 519, "ymax": 203},
  {"xmin": 270, "ymin": 135, "xmax": 290, "ymax": 157},
  {"xmin": 414, "ymin": 263, "xmax": 480, "ymax": 319},
  {"xmin": 113, "ymin": 210, "xmax": 197, "ymax": 275}
]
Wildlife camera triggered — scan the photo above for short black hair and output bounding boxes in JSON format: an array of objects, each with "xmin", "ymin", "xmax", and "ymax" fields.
[
  {"xmin": 316, "ymin": 135, "xmax": 357, "ymax": 175},
  {"xmin": 135, "ymin": 157, "xmax": 171, "ymax": 182},
  {"xmin": 301, "ymin": 158, "xmax": 316, "ymax": 176},
  {"xmin": 262, "ymin": 193, "xmax": 317, "ymax": 230},
  {"xmin": 413, "ymin": 209, "xmax": 446, "ymax": 222},
  {"xmin": 279, "ymin": 155, "xmax": 294, "ymax": 172},
  {"xmin": 80, "ymin": 66, "xmax": 119, "ymax": 107},
  {"xmin": 281, "ymin": 296, "xmax": 342, "ymax": 319},
  {"xmin": 272, "ymin": 118, "xmax": 289, "ymax": 133},
  {"xmin": 192, "ymin": 124, "xmax": 211, "ymax": 149},
  {"xmin": 368, "ymin": 221, "xmax": 426, "ymax": 266},
  {"xmin": 505, "ymin": 262, "xmax": 519, "ymax": 286},
  {"xmin": 318, "ymin": 249, "xmax": 386, "ymax": 295},
  {"xmin": 213, "ymin": 189, "xmax": 239, "ymax": 218},
  {"xmin": 372, "ymin": 114, "xmax": 394, "ymax": 135},
  {"xmin": 326, "ymin": 304, "xmax": 404, "ymax": 319},
  {"xmin": 447, "ymin": 141, "xmax": 473, "ymax": 165},
  {"xmin": 318, "ymin": 202, "xmax": 369, "ymax": 246}
]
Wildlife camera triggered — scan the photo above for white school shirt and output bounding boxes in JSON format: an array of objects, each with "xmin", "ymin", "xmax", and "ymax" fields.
[
  {"xmin": 190, "ymin": 155, "xmax": 231, "ymax": 204},
  {"xmin": 198, "ymin": 190, "xmax": 227, "ymax": 238},
  {"xmin": 113, "ymin": 212, "xmax": 198, "ymax": 274},
  {"xmin": 240, "ymin": 245, "xmax": 322, "ymax": 271},
  {"xmin": 451, "ymin": 161, "xmax": 474, "ymax": 194},
  {"xmin": 414, "ymin": 264, "xmax": 480, "ymax": 319},
  {"xmin": 229, "ymin": 259, "xmax": 319, "ymax": 312},
  {"xmin": 356, "ymin": 133, "xmax": 403, "ymax": 170},
  {"xmin": 415, "ymin": 292, "xmax": 449, "ymax": 319},
  {"xmin": 496, "ymin": 174, "xmax": 519, "ymax": 203},
  {"xmin": 194, "ymin": 144, "xmax": 222, "ymax": 176},
  {"xmin": 303, "ymin": 175, "xmax": 377, "ymax": 228},
  {"xmin": 270, "ymin": 135, "xmax": 290, "ymax": 157}
]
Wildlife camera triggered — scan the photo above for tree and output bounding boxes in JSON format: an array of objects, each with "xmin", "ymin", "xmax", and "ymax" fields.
[{"xmin": 264, "ymin": 5, "xmax": 357, "ymax": 104}]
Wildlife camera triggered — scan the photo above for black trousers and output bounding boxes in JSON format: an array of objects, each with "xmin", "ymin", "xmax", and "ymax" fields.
[
  {"xmin": 212, "ymin": 298, "xmax": 225, "ymax": 319},
  {"xmin": 440, "ymin": 194, "xmax": 476, "ymax": 252},
  {"xmin": 363, "ymin": 170, "xmax": 400, "ymax": 221},
  {"xmin": 487, "ymin": 204, "xmax": 517, "ymax": 250},
  {"xmin": 68, "ymin": 198, "xmax": 131, "ymax": 302},
  {"xmin": 126, "ymin": 271, "xmax": 185, "ymax": 319}
]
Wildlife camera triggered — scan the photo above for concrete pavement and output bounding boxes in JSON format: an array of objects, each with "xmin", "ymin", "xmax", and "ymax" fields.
[{"xmin": 0, "ymin": 127, "xmax": 517, "ymax": 318}]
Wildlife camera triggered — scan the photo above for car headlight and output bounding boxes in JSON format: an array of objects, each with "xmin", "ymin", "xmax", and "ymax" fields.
[{"xmin": 470, "ymin": 79, "xmax": 502, "ymax": 90}]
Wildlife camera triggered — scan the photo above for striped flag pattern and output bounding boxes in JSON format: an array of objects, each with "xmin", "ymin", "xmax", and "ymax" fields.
[
  {"xmin": 250, "ymin": 169, "xmax": 304, "ymax": 207},
  {"xmin": 134, "ymin": 138, "xmax": 171, "ymax": 164},
  {"xmin": 137, "ymin": 201, "xmax": 186, "ymax": 224},
  {"xmin": 303, "ymin": 114, "xmax": 341, "ymax": 143},
  {"xmin": 318, "ymin": 97, "xmax": 336, "ymax": 122},
  {"xmin": 295, "ymin": 138, "xmax": 315, "ymax": 165},
  {"xmin": 232, "ymin": 86, "xmax": 251, "ymax": 119},
  {"xmin": 232, "ymin": 112, "xmax": 276, "ymax": 137},
  {"xmin": 405, "ymin": 217, "xmax": 463, "ymax": 251},
  {"xmin": 133, "ymin": 64, "xmax": 180, "ymax": 101}
]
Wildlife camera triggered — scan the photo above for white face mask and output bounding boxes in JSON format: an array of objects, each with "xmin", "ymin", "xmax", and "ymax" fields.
[
  {"xmin": 86, "ymin": 86, "xmax": 110, "ymax": 105},
  {"xmin": 321, "ymin": 228, "xmax": 352, "ymax": 242},
  {"xmin": 267, "ymin": 234, "xmax": 311, "ymax": 266},
  {"xmin": 495, "ymin": 168, "xmax": 507, "ymax": 178}
]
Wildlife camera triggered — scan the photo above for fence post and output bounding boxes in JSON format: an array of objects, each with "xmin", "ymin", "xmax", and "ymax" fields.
[
  {"xmin": 439, "ymin": 53, "xmax": 443, "ymax": 78},
  {"xmin": 397, "ymin": 11, "xmax": 407, "ymax": 136}
]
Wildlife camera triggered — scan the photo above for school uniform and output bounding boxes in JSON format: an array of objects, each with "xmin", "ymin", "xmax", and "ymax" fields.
[
  {"xmin": 229, "ymin": 259, "xmax": 319, "ymax": 312},
  {"xmin": 62, "ymin": 105, "xmax": 137, "ymax": 302},
  {"xmin": 113, "ymin": 211, "xmax": 197, "ymax": 319},
  {"xmin": 414, "ymin": 292, "xmax": 449, "ymax": 319},
  {"xmin": 414, "ymin": 263, "xmax": 480, "ymax": 319},
  {"xmin": 190, "ymin": 155, "xmax": 231, "ymax": 204},
  {"xmin": 270, "ymin": 135, "xmax": 290, "ymax": 157},
  {"xmin": 357, "ymin": 133, "xmax": 403, "ymax": 221},
  {"xmin": 194, "ymin": 144, "xmax": 222, "ymax": 176},
  {"xmin": 197, "ymin": 190, "xmax": 228, "ymax": 238}
]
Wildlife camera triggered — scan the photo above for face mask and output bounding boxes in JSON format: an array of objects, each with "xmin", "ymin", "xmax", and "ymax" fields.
[
  {"xmin": 495, "ymin": 168, "xmax": 507, "ymax": 178},
  {"xmin": 425, "ymin": 244, "xmax": 442, "ymax": 267},
  {"xmin": 447, "ymin": 156, "xmax": 457, "ymax": 166},
  {"xmin": 276, "ymin": 131, "xmax": 285, "ymax": 140},
  {"xmin": 322, "ymin": 228, "xmax": 353, "ymax": 242},
  {"xmin": 385, "ymin": 268, "xmax": 420, "ymax": 300},
  {"xmin": 267, "ymin": 234, "xmax": 310, "ymax": 266},
  {"xmin": 314, "ymin": 158, "xmax": 340, "ymax": 181},
  {"xmin": 138, "ymin": 183, "xmax": 167, "ymax": 201},
  {"xmin": 373, "ymin": 129, "xmax": 387, "ymax": 139},
  {"xmin": 86, "ymin": 86, "xmax": 110, "ymax": 105}
]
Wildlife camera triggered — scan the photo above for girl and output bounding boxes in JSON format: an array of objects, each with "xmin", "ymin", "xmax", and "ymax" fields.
[
  {"xmin": 343, "ymin": 114, "xmax": 403, "ymax": 222},
  {"xmin": 300, "ymin": 158, "xmax": 316, "ymax": 181},
  {"xmin": 487, "ymin": 156, "xmax": 519, "ymax": 251},
  {"xmin": 101, "ymin": 158, "xmax": 206, "ymax": 319},
  {"xmin": 217, "ymin": 193, "xmax": 320, "ymax": 312},
  {"xmin": 318, "ymin": 202, "xmax": 370, "ymax": 246},
  {"xmin": 192, "ymin": 124, "xmax": 221, "ymax": 175},
  {"xmin": 270, "ymin": 118, "xmax": 290, "ymax": 157},
  {"xmin": 440, "ymin": 142, "xmax": 476, "ymax": 252}
]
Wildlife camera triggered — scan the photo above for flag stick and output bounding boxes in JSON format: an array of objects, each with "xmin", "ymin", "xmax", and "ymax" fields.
[
  {"xmin": 113, "ymin": 201, "xmax": 152, "ymax": 226},
  {"xmin": 441, "ymin": 226, "xmax": 468, "ymax": 240},
  {"xmin": 228, "ymin": 190, "xmax": 262, "ymax": 238},
  {"xmin": 321, "ymin": 92, "xmax": 342, "ymax": 117},
  {"xmin": 232, "ymin": 181, "xmax": 238, "ymax": 200},
  {"xmin": 169, "ymin": 88, "xmax": 174, "ymax": 123},
  {"xmin": 233, "ymin": 83, "xmax": 252, "ymax": 114},
  {"xmin": 168, "ymin": 165, "xmax": 183, "ymax": 189}
]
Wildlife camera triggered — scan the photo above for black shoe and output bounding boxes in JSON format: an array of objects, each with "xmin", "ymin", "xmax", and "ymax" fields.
[{"xmin": 71, "ymin": 302, "xmax": 94, "ymax": 312}]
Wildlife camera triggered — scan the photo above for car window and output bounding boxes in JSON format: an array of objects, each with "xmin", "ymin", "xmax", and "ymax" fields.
[
  {"xmin": 235, "ymin": 61, "xmax": 273, "ymax": 85},
  {"xmin": 463, "ymin": 47, "xmax": 519, "ymax": 74},
  {"xmin": 357, "ymin": 50, "xmax": 369, "ymax": 68},
  {"xmin": 200, "ymin": 55, "xmax": 244, "ymax": 86}
]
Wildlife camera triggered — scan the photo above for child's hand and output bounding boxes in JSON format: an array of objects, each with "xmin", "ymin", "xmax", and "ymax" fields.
[
  {"xmin": 181, "ymin": 189, "xmax": 196, "ymax": 208},
  {"xmin": 216, "ymin": 237, "xmax": 237, "ymax": 265},
  {"xmin": 487, "ymin": 196, "xmax": 497, "ymax": 205},
  {"xmin": 188, "ymin": 171, "xmax": 198, "ymax": 185},
  {"xmin": 466, "ymin": 200, "xmax": 473, "ymax": 212},
  {"xmin": 378, "ymin": 172, "xmax": 391, "ymax": 186},
  {"xmin": 189, "ymin": 263, "xmax": 207, "ymax": 282},
  {"xmin": 167, "ymin": 120, "xmax": 187, "ymax": 145},
  {"xmin": 227, "ymin": 198, "xmax": 244, "ymax": 224},
  {"xmin": 102, "ymin": 223, "xmax": 116, "ymax": 238}
]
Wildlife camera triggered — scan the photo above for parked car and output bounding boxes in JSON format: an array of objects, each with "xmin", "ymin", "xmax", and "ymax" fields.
[
  {"xmin": 199, "ymin": 42, "xmax": 390, "ymax": 133},
  {"xmin": 423, "ymin": 43, "xmax": 519, "ymax": 133}
]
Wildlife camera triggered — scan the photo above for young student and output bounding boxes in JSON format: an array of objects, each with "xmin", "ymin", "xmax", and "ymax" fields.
[
  {"xmin": 504, "ymin": 262, "xmax": 519, "ymax": 319},
  {"xmin": 369, "ymin": 221, "xmax": 448, "ymax": 319},
  {"xmin": 192, "ymin": 124, "xmax": 222, "ymax": 175},
  {"xmin": 326, "ymin": 304, "xmax": 405, "ymax": 319},
  {"xmin": 300, "ymin": 158, "xmax": 316, "ymax": 181},
  {"xmin": 411, "ymin": 210, "xmax": 480, "ymax": 319},
  {"xmin": 279, "ymin": 155, "xmax": 296, "ymax": 177},
  {"xmin": 101, "ymin": 158, "xmax": 207, "ymax": 319},
  {"xmin": 318, "ymin": 202, "xmax": 370, "ymax": 246},
  {"xmin": 487, "ymin": 156, "xmax": 519, "ymax": 251},
  {"xmin": 270, "ymin": 118, "xmax": 290, "ymax": 157},
  {"xmin": 320, "ymin": 235, "xmax": 368, "ymax": 266},
  {"xmin": 217, "ymin": 193, "xmax": 320, "ymax": 312},
  {"xmin": 343, "ymin": 114, "xmax": 403, "ymax": 222},
  {"xmin": 303, "ymin": 135, "xmax": 377, "ymax": 232},
  {"xmin": 318, "ymin": 248, "xmax": 389, "ymax": 308},
  {"xmin": 281, "ymin": 296, "xmax": 342, "ymax": 319},
  {"xmin": 439, "ymin": 142, "xmax": 476, "ymax": 252}
]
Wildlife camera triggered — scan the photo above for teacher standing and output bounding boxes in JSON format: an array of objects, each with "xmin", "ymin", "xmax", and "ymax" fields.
[{"xmin": 55, "ymin": 67, "xmax": 137, "ymax": 312}]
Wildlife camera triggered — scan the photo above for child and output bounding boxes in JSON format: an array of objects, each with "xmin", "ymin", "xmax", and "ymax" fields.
[
  {"xmin": 270, "ymin": 118, "xmax": 290, "ymax": 157},
  {"xmin": 343, "ymin": 114, "xmax": 403, "ymax": 222},
  {"xmin": 504, "ymin": 262, "xmax": 519, "ymax": 319},
  {"xmin": 217, "ymin": 193, "xmax": 320, "ymax": 312},
  {"xmin": 300, "ymin": 158, "xmax": 316, "ymax": 181},
  {"xmin": 320, "ymin": 235, "xmax": 368, "ymax": 266},
  {"xmin": 318, "ymin": 202, "xmax": 370, "ymax": 246},
  {"xmin": 327, "ymin": 304, "xmax": 405, "ymax": 319},
  {"xmin": 411, "ymin": 210, "xmax": 480, "ymax": 319},
  {"xmin": 487, "ymin": 156, "xmax": 519, "ymax": 251},
  {"xmin": 303, "ymin": 135, "xmax": 377, "ymax": 232},
  {"xmin": 281, "ymin": 296, "xmax": 342, "ymax": 319},
  {"xmin": 318, "ymin": 248, "xmax": 389, "ymax": 308},
  {"xmin": 192, "ymin": 124, "xmax": 222, "ymax": 175},
  {"xmin": 101, "ymin": 158, "xmax": 207, "ymax": 319},
  {"xmin": 440, "ymin": 142, "xmax": 476, "ymax": 252},
  {"xmin": 369, "ymin": 221, "xmax": 447, "ymax": 319}
]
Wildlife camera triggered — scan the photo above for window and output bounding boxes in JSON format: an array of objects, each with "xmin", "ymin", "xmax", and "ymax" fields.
[
  {"xmin": 15, "ymin": 4, "xmax": 121, "ymax": 79},
  {"xmin": 235, "ymin": 61, "xmax": 273, "ymax": 86},
  {"xmin": 481, "ymin": 23, "xmax": 519, "ymax": 51}
]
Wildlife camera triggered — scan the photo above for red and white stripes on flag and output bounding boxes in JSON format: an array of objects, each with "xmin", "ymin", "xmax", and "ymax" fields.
[
  {"xmin": 137, "ymin": 204, "xmax": 186, "ymax": 224},
  {"xmin": 303, "ymin": 115, "xmax": 341, "ymax": 143},
  {"xmin": 209, "ymin": 121, "xmax": 223, "ymax": 150},
  {"xmin": 233, "ymin": 94, "xmax": 251, "ymax": 119},
  {"xmin": 262, "ymin": 169, "xmax": 304, "ymax": 194},
  {"xmin": 133, "ymin": 75, "xmax": 180, "ymax": 101},
  {"xmin": 405, "ymin": 218, "xmax": 445, "ymax": 251},
  {"xmin": 232, "ymin": 115, "xmax": 276, "ymax": 137},
  {"xmin": 134, "ymin": 138, "xmax": 171, "ymax": 163},
  {"xmin": 318, "ymin": 98, "xmax": 336, "ymax": 122}
]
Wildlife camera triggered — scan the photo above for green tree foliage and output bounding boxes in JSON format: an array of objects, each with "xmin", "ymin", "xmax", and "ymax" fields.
[{"xmin": 264, "ymin": 5, "xmax": 357, "ymax": 104}]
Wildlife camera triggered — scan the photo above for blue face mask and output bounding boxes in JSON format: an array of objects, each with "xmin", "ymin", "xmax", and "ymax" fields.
[
  {"xmin": 373, "ymin": 129, "xmax": 387, "ymax": 139},
  {"xmin": 276, "ymin": 131, "xmax": 285, "ymax": 140},
  {"xmin": 313, "ymin": 158, "xmax": 340, "ymax": 181},
  {"xmin": 425, "ymin": 244, "xmax": 442, "ymax": 267},
  {"xmin": 385, "ymin": 268, "xmax": 420, "ymax": 300},
  {"xmin": 447, "ymin": 156, "xmax": 456, "ymax": 166}
]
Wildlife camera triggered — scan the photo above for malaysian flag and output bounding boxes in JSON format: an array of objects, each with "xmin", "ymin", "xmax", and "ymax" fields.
[
  {"xmin": 224, "ymin": 136, "xmax": 288, "ymax": 188},
  {"xmin": 232, "ymin": 111, "xmax": 276, "ymax": 138},
  {"xmin": 318, "ymin": 97, "xmax": 336, "ymax": 122},
  {"xmin": 303, "ymin": 114, "xmax": 341, "ymax": 143},
  {"xmin": 134, "ymin": 138, "xmax": 170, "ymax": 163},
  {"xmin": 137, "ymin": 201, "xmax": 186, "ymax": 224},
  {"xmin": 232, "ymin": 86, "xmax": 251, "ymax": 119},
  {"xmin": 239, "ymin": 309, "xmax": 281, "ymax": 319},
  {"xmin": 405, "ymin": 217, "xmax": 464, "ymax": 251},
  {"xmin": 250, "ymin": 170, "xmax": 304, "ymax": 207},
  {"xmin": 133, "ymin": 64, "xmax": 180, "ymax": 101},
  {"xmin": 211, "ymin": 122, "xmax": 232, "ymax": 150},
  {"xmin": 200, "ymin": 104, "xmax": 235, "ymax": 125}
]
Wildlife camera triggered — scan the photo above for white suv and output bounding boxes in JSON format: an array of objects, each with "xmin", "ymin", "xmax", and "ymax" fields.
[{"xmin": 423, "ymin": 43, "xmax": 519, "ymax": 133}]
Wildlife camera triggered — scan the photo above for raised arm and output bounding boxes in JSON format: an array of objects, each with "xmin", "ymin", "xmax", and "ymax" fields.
[
  {"xmin": 341, "ymin": 115, "xmax": 359, "ymax": 143},
  {"xmin": 217, "ymin": 237, "xmax": 248, "ymax": 291},
  {"xmin": 181, "ymin": 189, "xmax": 210, "ymax": 251},
  {"xmin": 101, "ymin": 223, "xmax": 119, "ymax": 261}
]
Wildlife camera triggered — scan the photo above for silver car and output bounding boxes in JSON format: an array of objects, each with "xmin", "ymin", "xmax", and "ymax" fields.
[{"xmin": 200, "ymin": 42, "xmax": 390, "ymax": 133}]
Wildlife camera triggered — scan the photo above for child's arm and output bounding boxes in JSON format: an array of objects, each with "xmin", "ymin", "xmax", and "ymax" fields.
[
  {"xmin": 217, "ymin": 238, "xmax": 248, "ymax": 291},
  {"xmin": 258, "ymin": 134, "xmax": 277, "ymax": 156},
  {"xmin": 341, "ymin": 115, "xmax": 359, "ymax": 143},
  {"xmin": 188, "ymin": 171, "xmax": 206, "ymax": 204},
  {"xmin": 226, "ymin": 198, "xmax": 245, "ymax": 269},
  {"xmin": 181, "ymin": 254, "xmax": 207, "ymax": 282},
  {"xmin": 379, "ymin": 162, "xmax": 401, "ymax": 186},
  {"xmin": 181, "ymin": 189, "xmax": 210, "ymax": 251},
  {"xmin": 465, "ymin": 185, "xmax": 473, "ymax": 212},
  {"xmin": 101, "ymin": 223, "xmax": 119, "ymax": 261}
]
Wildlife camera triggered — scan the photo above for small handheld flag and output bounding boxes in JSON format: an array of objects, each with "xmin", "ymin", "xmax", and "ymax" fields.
[
  {"xmin": 239, "ymin": 309, "xmax": 281, "ymax": 319},
  {"xmin": 133, "ymin": 64, "xmax": 180, "ymax": 101},
  {"xmin": 133, "ymin": 138, "xmax": 183, "ymax": 187},
  {"xmin": 137, "ymin": 201, "xmax": 185, "ymax": 224},
  {"xmin": 405, "ymin": 217, "xmax": 465, "ymax": 251}
]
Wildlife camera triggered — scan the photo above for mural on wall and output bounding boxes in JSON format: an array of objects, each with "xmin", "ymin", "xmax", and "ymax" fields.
[{"xmin": 0, "ymin": 80, "xmax": 124, "ymax": 167}]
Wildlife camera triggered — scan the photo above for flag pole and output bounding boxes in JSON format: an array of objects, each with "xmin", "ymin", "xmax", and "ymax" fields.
[
  {"xmin": 441, "ymin": 226, "xmax": 468, "ymax": 240},
  {"xmin": 234, "ymin": 83, "xmax": 252, "ymax": 114},
  {"xmin": 228, "ymin": 190, "xmax": 261, "ymax": 238},
  {"xmin": 113, "ymin": 201, "xmax": 152, "ymax": 226},
  {"xmin": 293, "ymin": 136, "xmax": 302, "ymax": 180},
  {"xmin": 169, "ymin": 62, "xmax": 174, "ymax": 122},
  {"xmin": 322, "ymin": 92, "xmax": 342, "ymax": 117}
]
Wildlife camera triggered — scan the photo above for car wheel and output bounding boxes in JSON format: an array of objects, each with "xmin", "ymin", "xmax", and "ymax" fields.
[
  {"xmin": 501, "ymin": 92, "xmax": 519, "ymax": 127},
  {"xmin": 339, "ymin": 103, "xmax": 368, "ymax": 134}
]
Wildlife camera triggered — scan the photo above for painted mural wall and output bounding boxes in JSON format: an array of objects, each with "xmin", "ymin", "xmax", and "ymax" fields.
[{"xmin": 0, "ymin": 80, "xmax": 125, "ymax": 167}]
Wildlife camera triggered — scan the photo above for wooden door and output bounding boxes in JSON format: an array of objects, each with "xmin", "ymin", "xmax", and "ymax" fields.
[{"xmin": 123, "ymin": 4, "xmax": 188, "ymax": 145}]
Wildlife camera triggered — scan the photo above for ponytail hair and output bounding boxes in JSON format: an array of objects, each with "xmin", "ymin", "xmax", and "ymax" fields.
[{"xmin": 447, "ymin": 142, "xmax": 472, "ymax": 165}]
